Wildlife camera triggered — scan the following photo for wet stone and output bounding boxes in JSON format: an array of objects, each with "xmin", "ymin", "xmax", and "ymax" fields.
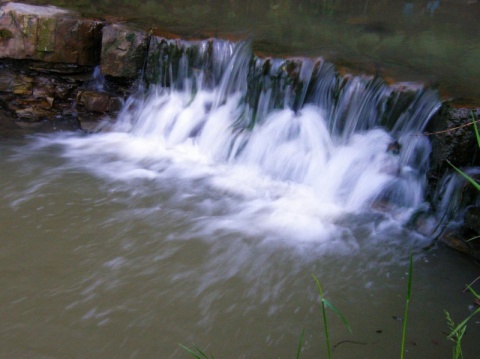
[
  {"xmin": 0, "ymin": 70, "xmax": 33, "ymax": 94},
  {"xmin": 465, "ymin": 206, "xmax": 480, "ymax": 234},
  {"xmin": 439, "ymin": 227, "xmax": 471, "ymax": 254},
  {"xmin": 100, "ymin": 24, "xmax": 148, "ymax": 78},
  {"xmin": 77, "ymin": 90, "xmax": 120, "ymax": 113}
]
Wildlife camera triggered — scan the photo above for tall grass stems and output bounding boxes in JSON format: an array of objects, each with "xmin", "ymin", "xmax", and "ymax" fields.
[
  {"xmin": 312, "ymin": 274, "xmax": 352, "ymax": 359},
  {"xmin": 400, "ymin": 253, "xmax": 413, "ymax": 359},
  {"xmin": 296, "ymin": 329, "xmax": 305, "ymax": 359},
  {"xmin": 182, "ymin": 257, "xmax": 479, "ymax": 359}
]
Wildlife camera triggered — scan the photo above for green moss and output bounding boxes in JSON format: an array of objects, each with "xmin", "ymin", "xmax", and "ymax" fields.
[
  {"xmin": 0, "ymin": 28, "xmax": 13, "ymax": 41},
  {"xmin": 125, "ymin": 32, "xmax": 136, "ymax": 43},
  {"xmin": 36, "ymin": 17, "xmax": 56, "ymax": 52}
]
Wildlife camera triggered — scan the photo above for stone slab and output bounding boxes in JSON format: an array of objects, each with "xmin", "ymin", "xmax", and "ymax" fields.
[{"xmin": 0, "ymin": 2, "xmax": 103, "ymax": 65}]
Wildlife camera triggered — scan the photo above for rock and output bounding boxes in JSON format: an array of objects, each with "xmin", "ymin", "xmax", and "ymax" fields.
[
  {"xmin": 76, "ymin": 90, "xmax": 121, "ymax": 113},
  {"xmin": 15, "ymin": 115, "xmax": 81, "ymax": 132},
  {"xmin": 427, "ymin": 105, "xmax": 480, "ymax": 186},
  {"xmin": 54, "ymin": 83, "xmax": 76, "ymax": 100},
  {"xmin": 32, "ymin": 77, "xmax": 56, "ymax": 103},
  {"xmin": 439, "ymin": 227, "xmax": 471, "ymax": 254},
  {"xmin": 78, "ymin": 90, "xmax": 110, "ymax": 112},
  {"xmin": 100, "ymin": 24, "xmax": 148, "ymax": 78},
  {"xmin": 0, "ymin": 70, "xmax": 33, "ymax": 94},
  {"xmin": 15, "ymin": 100, "xmax": 55, "ymax": 120},
  {"xmin": 465, "ymin": 206, "xmax": 480, "ymax": 234},
  {"xmin": 0, "ymin": 2, "xmax": 103, "ymax": 65}
]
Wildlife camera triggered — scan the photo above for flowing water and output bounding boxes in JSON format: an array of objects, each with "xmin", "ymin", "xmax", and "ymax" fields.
[{"xmin": 1, "ymin": 39, "xmax": 480, "ymax": 358}]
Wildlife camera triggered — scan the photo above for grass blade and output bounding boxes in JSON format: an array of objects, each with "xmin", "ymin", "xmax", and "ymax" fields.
[
  {"xmin": 447, "ymin": 160, "xmax": 480, "ymax": 191},
  {"xmin": 471, "ymin": 111, "xmax": 480, "ymax": 149},
  {"xmin": 466, "ymin": 234, "xmax": 480, "ymax": 243},
  {"xmin": 400, "ymin": 254, "xmax": 413, "ymax": 359},
  {"xmin": 312, "ymin": 274, "xmax": 332, "ymax": 359},
  {"xmin": 447, "ymin": 306, "xmax": 480, "ymax": 340},
  {"xmin": 465, "ymin": 284, "xmax": 480, "ymax": 300},
  {"xmin": 179, "ymin": 344, "xmax": 214, "ymax": 359},
  {"xmin": 296, "ymin": 329, "xmax": 305, "ymax": 359},
  {"xmin": 322, "ymin": 298, "xmax": 352, "ymax": 333},
  {"xmin": 312, "ymin": 274, "xmax": 352, "ymax": 359}
]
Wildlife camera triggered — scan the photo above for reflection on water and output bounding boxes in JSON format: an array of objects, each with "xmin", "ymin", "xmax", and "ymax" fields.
[{"xmin": 20, "ymin": 0, "xmax": 480, "ymax": 102}]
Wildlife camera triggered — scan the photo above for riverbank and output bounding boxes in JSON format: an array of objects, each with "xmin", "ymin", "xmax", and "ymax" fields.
[{"xmin": 1, "ymin": 2, "xmax": 479, "ymax": 261}]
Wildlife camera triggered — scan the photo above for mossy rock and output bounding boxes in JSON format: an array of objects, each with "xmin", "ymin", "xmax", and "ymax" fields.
[{"xmin": 0, "ymin": 28, "xmax": 13, "ymax": 41}]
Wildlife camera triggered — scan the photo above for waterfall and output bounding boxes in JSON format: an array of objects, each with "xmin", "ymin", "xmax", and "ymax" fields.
[
  {"xmin": 114, "ymin": 39, "xmax": 441, "ymax": 217},
  {"xmin": 38, "ymin": 38, "xmax": 443, "ymax": 244}
]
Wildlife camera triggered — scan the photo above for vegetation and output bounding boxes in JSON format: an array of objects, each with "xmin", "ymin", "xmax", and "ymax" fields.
[
  {"xmin": 445, "ymin": 285, "xmax": 480, "ymax": 359},
  {"xmin": 312, "ymin": 274, "xmax": 352, "ymax": 359},
  {"xmin": 447, "ymin": 113, "xmax": 480, "ymax": 192},
  {"xmin": 400, "ymin": 254, "xmax": 413, "ymax": 359},
  {"xmin": 181, "ymin": 254, "xmax": 480, "ymax": 358}
]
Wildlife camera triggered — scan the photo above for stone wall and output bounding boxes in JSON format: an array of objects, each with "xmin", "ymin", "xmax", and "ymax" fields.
[{"xmin": 0, "ymin": 2, "xmax": 147, "ymax": 135}]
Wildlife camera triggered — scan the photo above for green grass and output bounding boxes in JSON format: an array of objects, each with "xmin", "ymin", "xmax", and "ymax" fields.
[
  {"xmin": 400, "ymin": 254, "xmax": 413, "ymax": 359},
  {"xmin": 296, "ymin": 329, "xmax": 305, "ymax": 359},
  {"xmin": 445, "ymin": 285, "xmax": 480, "ymax": 359},
  {"xmin": 312, "ymin": 274, "xmax": 352, "ymax": 359},
  {"xmin": 181, "ymin": 258, "xmax": 480, "ymax": 359},
  {"xmin": 179, "ymin": 344, "xmax": 215, "ymax": 359},
  {"xmin": 447, "ymin": 111, "xmax": 480, "ymax": 191}
]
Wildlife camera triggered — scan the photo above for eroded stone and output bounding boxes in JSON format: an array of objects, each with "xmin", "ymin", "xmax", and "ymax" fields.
[
  {"xmin": 101, "ymin": 24, "xmax": 148, "ymax": 78},
  {"xmin": 0, "ymin": 3, "xmax": 103, "ymax": 65}
]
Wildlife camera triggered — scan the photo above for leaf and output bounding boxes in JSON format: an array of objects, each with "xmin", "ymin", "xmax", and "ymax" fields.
[
  {"xmin": 447, "ymin": 306, "xmax": 480, "ymax": 339},
  {"xmin": 296, "ymin": 329, "xmax": 305, "ymax": 359},
  {"xmin": 322, "ymin": 298, "xmax": 352, "ymax": 333},
  {"xmin": 465, "ymin": 285, "xmax": 480, "ymax": 301},
  {"xmin": 312, "ymin": 274, "xmax": 352, "ymax": 333},
  {"xmin": 179, "ymin": 344, "xmax": 214, "ymax": 359}
]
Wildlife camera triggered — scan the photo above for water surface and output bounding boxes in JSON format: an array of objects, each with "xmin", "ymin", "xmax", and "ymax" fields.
[
  {"xmin": 1, "ymin": 38, "xmax": 480, "ymax": 358},
  {"xmin": 18, "ymin": 0, "xmax": 480, "ymax": 102}
]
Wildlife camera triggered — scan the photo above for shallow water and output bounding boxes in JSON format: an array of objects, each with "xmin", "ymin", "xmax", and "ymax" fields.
[{"xmin": 0, "ymin": 135, "xmax": 479, "ymax": 358}]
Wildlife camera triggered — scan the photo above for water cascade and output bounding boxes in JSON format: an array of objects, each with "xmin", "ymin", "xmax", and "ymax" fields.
[
  {"xmin": 4, "ymin": 38, "xmax": 480, "ymax": 359},
  {"xmin": 85, "ymin": 38, "xmax": 442, "ymax": 242}
]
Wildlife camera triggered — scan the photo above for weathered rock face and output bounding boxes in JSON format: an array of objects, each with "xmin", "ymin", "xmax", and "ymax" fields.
[
  {"xmin": 0, "ymin": 58, "xmax": 128, "ymax": 133},
  {"xmin": 0, "ymin": 2, "xmax": 137, "ymax": 133},
  {"xmin": 428, "ymin": 105, "xmax": 480, "ymax": 186},
  {"xmin": 0, "ymin": 2, "xmax": 103, "ymax": 65},
  {"xmin": 101, "ymin": 24, "xmax": 148, "ymax": 78}
]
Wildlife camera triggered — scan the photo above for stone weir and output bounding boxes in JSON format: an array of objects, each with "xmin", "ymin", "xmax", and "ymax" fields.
[{"xmin": 0, "ymin": 2, "xmax": 479, "ymax": 260}]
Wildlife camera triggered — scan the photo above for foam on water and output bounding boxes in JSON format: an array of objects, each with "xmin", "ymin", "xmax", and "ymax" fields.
[{"xmin": 27, "ymin": 39, "xmax": 442, "ymax": 248}]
